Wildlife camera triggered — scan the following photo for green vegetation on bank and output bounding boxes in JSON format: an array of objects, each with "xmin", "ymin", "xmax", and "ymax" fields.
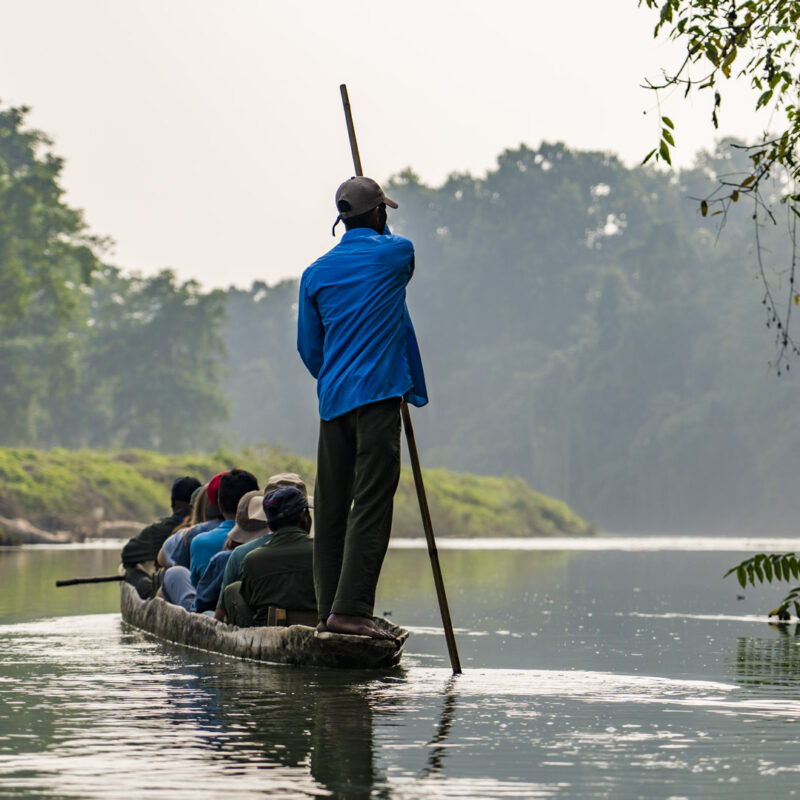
[{"xmin": 0, "ymin": 447, "xmax": 592, "ymax": 541}]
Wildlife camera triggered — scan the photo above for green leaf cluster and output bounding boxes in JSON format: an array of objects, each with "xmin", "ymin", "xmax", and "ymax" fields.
[
  {"xmin": 642, "ymin": 115, "xmax": 676, "ymax": 166},
  {"xmin": 640, "ymin": 0, "xmax": 800, "ymax": 355},
  {"xmin": 725, "ymin": 552, "xmax": 800, "ymax": 618}
]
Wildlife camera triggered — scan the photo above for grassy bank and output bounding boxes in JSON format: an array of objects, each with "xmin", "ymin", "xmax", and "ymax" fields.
[{"xmin": 0, "ymin": 446, "xmax": 593, "ymax": 541}]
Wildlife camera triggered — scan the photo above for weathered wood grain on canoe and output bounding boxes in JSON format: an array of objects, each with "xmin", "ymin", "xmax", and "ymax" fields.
[{"xmin": 120, "ymin": 581, "xmax": 408, "ymax": 669}]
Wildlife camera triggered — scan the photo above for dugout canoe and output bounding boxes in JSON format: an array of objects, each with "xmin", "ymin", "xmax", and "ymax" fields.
[{"xmin": 120, "ymin": 581, "xmax": 408, "ymax": 669}]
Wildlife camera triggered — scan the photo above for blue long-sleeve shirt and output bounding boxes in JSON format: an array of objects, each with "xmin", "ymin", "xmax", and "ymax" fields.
[
  {"xmin": 192, "ymin": 550, "xmax": 232, "ymax": 613},
  {"xmin": 189, "ymin": 520, "xmax": 235, "ymax": 586},
  {"xmin": 297, "ymin": 227, "xmax": 428, "ymax": 421}
]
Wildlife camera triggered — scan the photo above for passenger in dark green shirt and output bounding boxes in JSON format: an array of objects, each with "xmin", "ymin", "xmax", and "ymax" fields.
[{"xmin": 240, "ymin": 487, "xmax": 316, "ymax": 624}]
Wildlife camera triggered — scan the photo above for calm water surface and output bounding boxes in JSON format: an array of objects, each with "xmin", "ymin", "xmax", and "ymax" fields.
[{"xmin": 1, "ymin": 537, "xmax": 799, "ymax": 799}]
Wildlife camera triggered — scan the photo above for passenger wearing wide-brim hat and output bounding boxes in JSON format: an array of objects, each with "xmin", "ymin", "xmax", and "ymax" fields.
[{"xmin": 228, "ymin": 490, "xmax": 271, "ymax": 545}]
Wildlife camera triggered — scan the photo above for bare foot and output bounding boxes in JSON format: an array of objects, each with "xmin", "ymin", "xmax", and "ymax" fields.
[
  {"xmin": 316, "ymin": 621, "xmax": 329, "ymax": 633},
  {"xmin": 325, "ymin": 613, "xmax": 395, "ymax": 640}
]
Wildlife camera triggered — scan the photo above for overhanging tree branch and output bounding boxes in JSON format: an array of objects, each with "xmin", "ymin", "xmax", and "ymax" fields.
[{"xmin": 640, "ymin": 0, "xmax": 800, "ymax": 364}]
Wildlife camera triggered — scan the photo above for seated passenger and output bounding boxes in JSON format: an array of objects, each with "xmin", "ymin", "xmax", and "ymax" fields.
[
  {"xmin": 120, "ymin": 476, "xmax": 201, "ymax": 598},
  {"xmin": 214, "ymin": 473, "xmax": 308, "ymax": 622},
  {"xmin": 157, "ymin": 483, "xmax": 206, "ymax": 568},
  {"xmin": 160, "ymin": 539, "xmax": 233, "ymax": 613},
  {"xmin": 234, "ymin": 487, "xmax": 316, "ymax": 626},
  {"xmin": 160, "ymin": 489, "xmax": 272, "ymax": 613},
  {"xmin": 193, "ymin": 523, "xmax": 251, "ymax": 613},
  {"xmin": 190, "ymin": 469, "xmax": 258, "ymax": 585},
  {"xmin": 169, "ymin": 472, "xmax": 228, "ymax": 569}
]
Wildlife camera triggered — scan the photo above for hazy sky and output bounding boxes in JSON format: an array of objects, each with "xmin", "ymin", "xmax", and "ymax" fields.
[{"xmin": 2, "ymin": 1, "xmax": 769, "ymax": 289}]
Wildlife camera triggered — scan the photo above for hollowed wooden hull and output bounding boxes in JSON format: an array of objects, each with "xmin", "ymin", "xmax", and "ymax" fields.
[{"xmin": 120, "ymin": 581, "xmax": 408, "ymax": 669}]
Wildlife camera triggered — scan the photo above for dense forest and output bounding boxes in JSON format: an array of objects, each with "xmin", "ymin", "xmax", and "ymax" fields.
[{"xmin": 2, "ymin": 104, "xmax": 798, "ymax": 533}]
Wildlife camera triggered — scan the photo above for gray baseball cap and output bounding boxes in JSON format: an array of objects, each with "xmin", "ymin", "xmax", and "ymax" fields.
[{"xmin": 335, "ymin": 176, "xmax": 398, "ymax": 219}]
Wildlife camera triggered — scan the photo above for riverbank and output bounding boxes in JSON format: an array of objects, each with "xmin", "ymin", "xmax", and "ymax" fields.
[{"xmin": 0, "ymin": 445, "xmax": 593, "ymax": 544}]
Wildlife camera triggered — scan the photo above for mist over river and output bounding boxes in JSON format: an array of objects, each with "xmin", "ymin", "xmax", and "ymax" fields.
[{"xmin": 1, "ymin": 538, "xmax": 799, "ymax": 799}]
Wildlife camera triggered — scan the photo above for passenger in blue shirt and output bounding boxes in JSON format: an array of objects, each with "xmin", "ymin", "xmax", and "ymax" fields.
[
  {"xmin": 297, "ymin": 176, "xmax": 427, "ymax": 640},
  {"xmin": 190, "ymin": 469, "xmax": 258, "ymax": 585},
  {"xmin": 165, "ymin": 472, "xmax": 228, "ymax": 569},
  {"xmin": 161, "ymin": 548, "xmax": 233, "ymax": 614}
]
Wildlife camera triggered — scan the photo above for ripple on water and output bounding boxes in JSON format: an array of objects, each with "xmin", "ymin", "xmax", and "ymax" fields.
[{"xmin": 0, "ymin": 614, "xmax": 798, "ymax": 799}]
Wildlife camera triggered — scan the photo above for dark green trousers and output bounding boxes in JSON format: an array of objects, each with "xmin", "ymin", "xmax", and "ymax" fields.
[
  {"xmin": 314, "ymin": 397, "xmax": 401, "ymax": 620},
  {"xmin": 221, "ymin": 581, "xmax": 256, "ymax": 628}
]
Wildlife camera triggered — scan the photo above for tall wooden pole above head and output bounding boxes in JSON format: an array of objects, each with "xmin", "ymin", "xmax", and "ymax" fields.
[
  {"xmin": 338, "ymin": 84, "xmax": 462, "ymax": 675},
  {"xmin": 340, "ymin": 84, "xmax": 363, "ymax": 177}
]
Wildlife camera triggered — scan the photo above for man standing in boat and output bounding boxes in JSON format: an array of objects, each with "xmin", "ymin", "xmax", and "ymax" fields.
[{"xmin": 297, "ymin": 176, "xmax": 427, "ymax": 639}]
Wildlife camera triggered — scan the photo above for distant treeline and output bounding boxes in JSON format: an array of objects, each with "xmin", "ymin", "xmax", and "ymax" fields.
[{"xmin": 2, "ymin": 102, "xmax": 797, "ymax": 532}]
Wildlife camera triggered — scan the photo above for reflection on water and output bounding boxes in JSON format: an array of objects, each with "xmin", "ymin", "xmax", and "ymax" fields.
[
  {"xmin": 735, "ymin": 627, "xmax": 800, "ymax": 688},
  {"xmin": 421, "ymin": 678, "xmax": 458, "ymax": 779},
  {"xmin": 2, "ymin": 543, "xmax": 800, "ymax": 797}
]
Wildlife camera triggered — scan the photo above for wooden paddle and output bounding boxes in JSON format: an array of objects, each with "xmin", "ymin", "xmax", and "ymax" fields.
[
  {"xmin": 339, "ymin": 84, "xmax": 462, "ymax": 674},
  {"xmin": 56, "ymin": 575, "xmax": 124, "ymax": 587}
]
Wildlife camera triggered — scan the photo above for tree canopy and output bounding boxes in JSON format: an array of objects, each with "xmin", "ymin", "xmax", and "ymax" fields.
[
  {"xmin": 0, "ymin": 105, "xmax": 228, "ymax": 450},
  {"xmin": 0, "ymin": 104, "xmax": 103, "ymax": 442}
]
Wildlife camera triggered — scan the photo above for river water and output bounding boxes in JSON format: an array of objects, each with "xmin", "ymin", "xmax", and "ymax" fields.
[{"xmin": 1, "ymin": 536, "xmax": 799, "ymax": 799}]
